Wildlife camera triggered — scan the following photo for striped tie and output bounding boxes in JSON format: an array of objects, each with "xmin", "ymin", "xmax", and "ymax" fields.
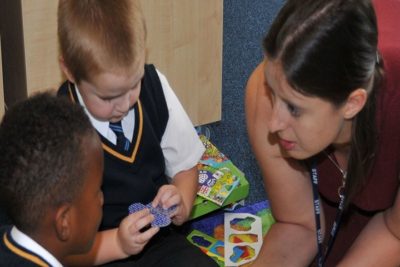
[{"xmin": 109, "ymin": 121, "xmax": 130, "ymax": 151}]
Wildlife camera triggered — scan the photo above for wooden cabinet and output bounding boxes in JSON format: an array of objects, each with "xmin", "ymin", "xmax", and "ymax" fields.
[
  {"xmin": 0, "ymin": 0, "xmax": 222, "ymax": 125},
  {"xmin": 19, "ymin": 0, "xmax": 62, "ymax": 99},
  {"xmin": 141, "ymin": 0, "xmax": 223, "ymax": 125}
]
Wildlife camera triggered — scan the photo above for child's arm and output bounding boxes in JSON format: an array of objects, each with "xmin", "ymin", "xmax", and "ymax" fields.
[
  {"xmin": 153, "ymin": 69, "xmax": 204, "ymax": 225},
  {"xmin": 171, "ymin": 166, "xmax": 199, "ymax": 224},
  {"xmin": 63, "ymin": 209, "xmax": 159, "ymax": 266}
]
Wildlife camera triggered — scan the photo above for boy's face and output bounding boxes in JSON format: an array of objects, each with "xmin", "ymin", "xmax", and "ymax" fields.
[
  {"xmin": 70, "ymin": 135, "xmax": 104, "ymax": 253},
  {"xmin": 77, "ymin": 59, "xmax": 145, "ymax": 122}
]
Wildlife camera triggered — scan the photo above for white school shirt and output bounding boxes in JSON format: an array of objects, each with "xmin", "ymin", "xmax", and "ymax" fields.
[
  {"xmin": 11, "ymin": 226, "xmax": 63, "ymax": 267},
  {"xmin": 75, "ymin": 68, "xmax": 205, "ymax": 178}
]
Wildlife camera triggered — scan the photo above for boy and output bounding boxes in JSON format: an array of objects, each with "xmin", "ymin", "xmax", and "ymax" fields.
[
  {"xmin": 57, "ymin": 1, "xmax": 217, "ymax": 266},
  {"xmin": 0, "ymin": 93, "xmax": 104, "ymax": 266}
]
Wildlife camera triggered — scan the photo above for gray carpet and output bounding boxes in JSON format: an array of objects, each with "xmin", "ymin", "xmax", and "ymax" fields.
[{"xmin": 205, "ymin": 0, "xmax": 285, "ymax": 204}]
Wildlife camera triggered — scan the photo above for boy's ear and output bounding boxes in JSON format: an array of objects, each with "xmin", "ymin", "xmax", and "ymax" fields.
[
  {"xmin": 59, "ymin": 56, "xmax": 76, "ymax": 84},
  {"xmin": 343, "ymin": 88, "xmax": 368, "ymax": 119},
  {"xmin": 55, "ymin": 203, "xmax": 72, "ymax": 242}
]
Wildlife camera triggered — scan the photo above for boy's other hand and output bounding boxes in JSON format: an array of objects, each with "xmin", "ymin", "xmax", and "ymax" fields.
[
  {"xmin": 117, "ymin": 209, "xmax": 159, "ymax": 256},
  {"xmin": 152, "ymin": 184, "xmax": 188, "ymax": 226}
]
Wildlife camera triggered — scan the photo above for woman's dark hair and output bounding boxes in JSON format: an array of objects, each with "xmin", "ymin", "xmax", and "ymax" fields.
[{"xmin": 263, "ymin": 0, "xmax": 384, "ymax": 206}]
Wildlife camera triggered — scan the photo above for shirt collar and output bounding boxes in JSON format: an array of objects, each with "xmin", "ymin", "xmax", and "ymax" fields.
[{"xmin": 11, "ymin": 226, "xmax": 63, "ymax": 267}]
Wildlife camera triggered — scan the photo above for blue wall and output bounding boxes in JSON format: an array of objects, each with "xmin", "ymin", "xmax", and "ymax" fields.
[{"xmin": 207, "ymin": 0, "xmax": 285, "ymax": 204}]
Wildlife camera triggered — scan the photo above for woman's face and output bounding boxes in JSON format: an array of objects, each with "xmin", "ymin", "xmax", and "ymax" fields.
[{"xmin": 264, "ymin": 60, "xmax": 352, "ymax": 159}]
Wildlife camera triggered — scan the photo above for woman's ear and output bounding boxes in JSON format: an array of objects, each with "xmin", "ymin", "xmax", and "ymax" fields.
[
  {"xmin": 343, "ymin": 88, "xmax": 368, "ymax": 119},
  {"xmin": 59, "ymin": 56, "xmax": 76, "ymax": 83},
  {"xmin": 55, "ymin": 204, "xmax": 72, "ymax": 242}
]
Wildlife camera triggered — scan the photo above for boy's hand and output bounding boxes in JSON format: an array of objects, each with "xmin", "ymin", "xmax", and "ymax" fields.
[
  {"xmin": 116, "ymin": 209, "xmax": 159, "ymax": 256},
  {"xmin": 152, "ymin": 184, "xmax": 188, "ymax": 225}
]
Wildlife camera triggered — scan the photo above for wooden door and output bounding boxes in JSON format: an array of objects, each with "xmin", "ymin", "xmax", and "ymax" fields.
[
  {"xmin": 141, "ymin": 0, "xmax": 223, "ymax": 125},
  {"xmin": 1, "ymin": 0, "xmax": 222, "ymax": 126}
]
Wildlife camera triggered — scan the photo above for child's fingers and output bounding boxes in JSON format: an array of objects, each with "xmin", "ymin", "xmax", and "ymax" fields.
[
  {"xmin": 152, "ymin": 185, "xmax": 174, "ymax": 207},
  {"xmin": 151, "ymin": 186, "xmax": 167, "ymax": 207},
  {"xmin": 126, "ymin": 226, "xmax": 159, "ymax": 254},
  {"xmin": 171, "ymin": 214, "xmax": 186, "ymax": 226},
  {"xmin": 163, "ymin": 193, "xmax": 180, "ymax": 210},
  {"xmin": 136, "ymin": 226, "xmax": 159, "ymax": 244},
  {"xmin": 159, "ymin": 190, "xmax": 174, "ymax": 207},
  {"xmin": 126, "ymin": 209, "xmax": 154, "ymax": 233}
]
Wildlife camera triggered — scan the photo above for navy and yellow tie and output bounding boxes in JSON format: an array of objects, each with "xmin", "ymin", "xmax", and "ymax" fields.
[{"xmin": 109, "ymin": 121, "xmax": 130, "ymax": 151}]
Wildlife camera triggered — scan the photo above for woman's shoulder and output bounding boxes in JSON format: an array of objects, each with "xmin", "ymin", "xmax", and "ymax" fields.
[{"xmin": 245, "ymin": 61, "xmax": 270, "ymax": 121}]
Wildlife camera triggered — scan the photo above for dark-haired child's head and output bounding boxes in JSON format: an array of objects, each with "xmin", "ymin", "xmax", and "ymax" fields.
[
  {"xmin": 0, "ymin": 92, "xmax": 103, "ymax": 260},
  {"xmin": 58, "ymin": 0, "xmax": 146, "ymax": 123}
]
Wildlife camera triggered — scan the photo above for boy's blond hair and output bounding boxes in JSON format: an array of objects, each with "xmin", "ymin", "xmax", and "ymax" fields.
[{"xmin": 58, "ymin": 0, "xmax": 146, "ymax": 83}]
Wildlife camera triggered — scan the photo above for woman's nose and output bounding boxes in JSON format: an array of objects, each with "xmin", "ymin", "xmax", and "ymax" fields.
[{"xmin": 267, "ymin": 103, "xmax": 287, "ymax": 133}]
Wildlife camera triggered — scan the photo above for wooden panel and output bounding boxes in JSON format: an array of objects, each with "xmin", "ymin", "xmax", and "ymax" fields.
[
  {"xmin": 0, "ymin": 0, "xmax": 27, "ymax": 106},
  {"xmin": 21, "ymin": 0, "xmax": 62, "ymax": 95},
  {"xmin": 140, "ymin": 0, "xmax": 223, "ymax": 125},
  {"xmin": 19, "ymin": 0, "xmax": 222, "ymax": 126},
  {"xmin": 0, "ymin": 37, "xmax": 4, "ymax": 118}
]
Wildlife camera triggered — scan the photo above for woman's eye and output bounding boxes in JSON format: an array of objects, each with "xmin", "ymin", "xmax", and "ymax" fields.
[{"xmin": 287, "ymin": 103, "xmax": 300, "ymax": 117}]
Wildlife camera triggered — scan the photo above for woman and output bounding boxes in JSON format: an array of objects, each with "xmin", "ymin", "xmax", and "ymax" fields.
[{"xmin": 246, "ymin": 0, "xmax": 400, "ymax": 266}]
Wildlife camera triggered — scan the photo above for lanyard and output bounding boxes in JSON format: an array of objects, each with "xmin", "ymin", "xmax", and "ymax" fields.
[{"xmin": 310, "ymin": 161, "xmax": 346, "ymax": 267}]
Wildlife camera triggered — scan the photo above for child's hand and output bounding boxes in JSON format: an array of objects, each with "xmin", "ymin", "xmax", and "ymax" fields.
[
  {"xmin": 116, "ymin": 209, "xmax": 159, "ymax": 256},
  {"xmin": 152, "ymin": 184, "xmax": 188, "ymax": 226}
]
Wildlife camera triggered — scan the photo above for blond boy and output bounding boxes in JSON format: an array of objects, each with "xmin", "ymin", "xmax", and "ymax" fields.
[{"xmin": 57, "ymin": 1, "xmax": 217, "ymax": 266}]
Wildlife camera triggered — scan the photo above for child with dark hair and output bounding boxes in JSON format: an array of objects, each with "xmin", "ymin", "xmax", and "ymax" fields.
[
  {"xmin": 0, "ymin": 92, "xmax": 104, "ymax": 266},
  {"xmin": 57, "ymin": 0, "xmax": 217, "ymax": 266}
]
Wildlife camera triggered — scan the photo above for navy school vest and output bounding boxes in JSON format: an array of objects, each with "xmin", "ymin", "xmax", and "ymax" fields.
[{"xmin": 58, "ymin": 64, "xmax": 169, "ymax": 230}]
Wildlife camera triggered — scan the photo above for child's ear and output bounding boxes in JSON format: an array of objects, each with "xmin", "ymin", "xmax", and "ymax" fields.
[
  {"xmin": 343, "ymin": 88, "xmax": 368, "ymax": 119},
  {"xmin": 55, "ymin": 204, "xmax": 72, "ymax": 242},
  {"xmin": 59, "ymin": 56, "xmax": 76, "ymax": 84}
]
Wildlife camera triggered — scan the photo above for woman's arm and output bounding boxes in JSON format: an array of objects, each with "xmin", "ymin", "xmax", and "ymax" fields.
[
  {"xmin": 246, "ymin": 62, "xmax": 321, "ymax": 266},
  {"xmin": 338, "ymin": 188, "xmax": 400, "ymax": 266}
]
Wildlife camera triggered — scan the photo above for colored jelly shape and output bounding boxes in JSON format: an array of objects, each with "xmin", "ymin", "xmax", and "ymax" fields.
[{"xmin": 230, "ymin": 216, "xmax": 256, "ymax": 231}]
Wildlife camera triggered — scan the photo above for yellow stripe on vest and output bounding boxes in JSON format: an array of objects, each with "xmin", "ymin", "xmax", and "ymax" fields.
[
  {"xmin": 3, "ymin": 233, "xmax": 49, "ymax": 267},
  {"xmin": 102, "ymin": 101, "xmax": 143, "ymax": 163}
]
